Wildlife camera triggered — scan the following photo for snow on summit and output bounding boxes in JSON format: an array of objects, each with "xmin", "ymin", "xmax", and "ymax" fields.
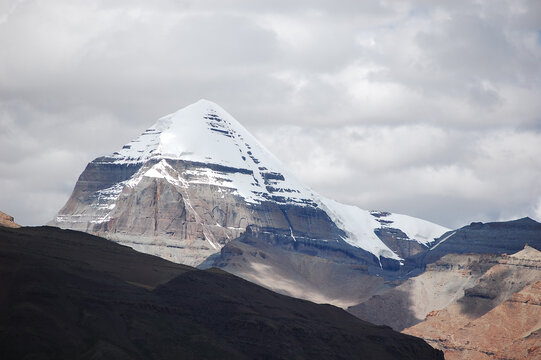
[
  {"xmin": 111, "ymin": 99, "xmax": 281, "ymax": 169},
  {"xmin": 106, "ymin": 99, "xmax": 314, "ymax": 205}
]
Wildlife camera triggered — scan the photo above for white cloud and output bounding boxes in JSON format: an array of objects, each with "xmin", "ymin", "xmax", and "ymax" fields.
[
  {"xmin": 257, "ymin": 125, "xmax": 541, "ymax": 228},
  {"xmin": 1, "ymin": 0, "xmax": 540, "ymax": 228},
  {"xmin": 534, "ymin": 198, "xmax": 541, "ymax": 222}
]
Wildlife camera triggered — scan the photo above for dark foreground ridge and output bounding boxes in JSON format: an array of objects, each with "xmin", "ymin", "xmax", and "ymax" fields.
[{"xmin": 0, "ymin": 225, "xmax": 443, "ymax": 360}]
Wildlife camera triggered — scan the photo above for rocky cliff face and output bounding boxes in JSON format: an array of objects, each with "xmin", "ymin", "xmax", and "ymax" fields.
[
  {"xmin": 404, "ymin": 281, "xmax": 541, "ymax": 360},
  {"xmin": 0, "ymin": 211, "xmax": 20, "ymax": 228},
  {"xmin": 403, "ymin": 245, "xmax": 541, "ymax": 359},
  {"xmin": 52, "ymin": 156, "xmax": 350, "ymax": 266},
  {"xmin": 50, "ymin": 100, "xmax": 448, "ymax": 268}
]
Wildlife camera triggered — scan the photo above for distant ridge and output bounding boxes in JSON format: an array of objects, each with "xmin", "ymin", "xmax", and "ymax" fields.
[{"xmin": 407, "ymin": 217, "xmax": 541, "ymax": 267}]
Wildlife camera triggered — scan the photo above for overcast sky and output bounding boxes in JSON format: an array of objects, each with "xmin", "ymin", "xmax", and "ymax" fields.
[{"xmin": 1, "ymin": 0, "xmax": 540, "ymax": 228}]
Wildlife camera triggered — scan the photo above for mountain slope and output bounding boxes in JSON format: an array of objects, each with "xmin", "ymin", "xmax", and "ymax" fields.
[
  {"xmin": 0, "ymin": 225, "xmax": 443, "ymax": 360},
  {"xmin": 50, "ymin": 99, "xmax": 448, "ymax": 268},
  {"xmin": 347, "ymin": 217, "xmax": 541, "ymax": 331},
  {"xmin": 403, "ymin": 245, "xmax": 541, "ymax": 359},
  {"xmin": 348, "ymin": 253, "xmax": 499, "ymax": 330},
  {"xmin": 405, "ymin": 281, "xmax": 541, "ymax": 360},
  {"xmin": 212, "ymin": 225, "xmax": 392, "ymax": 308},
  {"xmin": 0, "ymin": 211, "xmax": 20, "ymax": 228}
]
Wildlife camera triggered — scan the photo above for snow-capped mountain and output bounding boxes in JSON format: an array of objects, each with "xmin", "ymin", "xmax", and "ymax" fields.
[{"xmin": 51, "ymin": 99, "xmax": 448, "ymax": 268}]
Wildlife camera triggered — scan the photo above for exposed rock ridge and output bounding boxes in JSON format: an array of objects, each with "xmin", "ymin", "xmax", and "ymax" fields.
[
  {"xmin": 0, "ymin": 211, "xmax": 20, "ymax": 228},
  {"xmin": 52, "ymin": 156, "xmax": 349, "ymax": 266},
  {"xmin": 406, "ymin": 281, "xmax": 541, "ymax": 360},
  {"xmin": 403, "ymin": 245, "xmax": 541, "ymax": 360},
  {"xmin": 409, "ymin": 218, "xmax": 541, "ymax": 268}
]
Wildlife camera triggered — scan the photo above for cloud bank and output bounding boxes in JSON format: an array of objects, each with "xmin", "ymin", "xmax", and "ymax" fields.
[{"xmin": 1, "ymin": 0, "xmax": 540, "ymax": 228}]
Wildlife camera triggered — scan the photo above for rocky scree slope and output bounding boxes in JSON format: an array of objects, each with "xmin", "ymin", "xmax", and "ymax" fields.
[
  {"xmin": 214, "ymin": 216, "xmax": 541, "ymax": 308},
  {"xmin": 348, "ymin": 252, "xmax": 500, "ymax": 330}
]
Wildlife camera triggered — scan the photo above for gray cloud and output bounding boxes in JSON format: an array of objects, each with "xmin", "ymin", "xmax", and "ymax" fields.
[
  {"xmin": 1, "ymin": 0, "xmax": 540, "ymax": 228},
  {"xmin": 255, "ymin": 125, "xmax": 541, "ymax": 227}
]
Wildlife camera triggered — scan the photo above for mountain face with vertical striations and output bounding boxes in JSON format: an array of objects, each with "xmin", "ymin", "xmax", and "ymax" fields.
[{"xmin": 50, "ymin": 99, "xmax": 448, "ymax": 274}]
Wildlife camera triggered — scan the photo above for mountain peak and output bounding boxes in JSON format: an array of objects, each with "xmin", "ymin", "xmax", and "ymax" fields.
[
  {"xmin": 172, "ymin": 99, "xmax": 227, "ymax": 120},
  {"xmin": 53, "ymin": 100, "xmax": 449, "ymax": 267},
  {"xmin": 193, "ymin": 98, "xmax": 219, "ymax": 107},
  {"xmin": 515, "ymin": 216, "xmax": 539, "ymax": 224},
  {"xmin": 108, "ymin": 99, "xmax": 272, "ymax": 169}
]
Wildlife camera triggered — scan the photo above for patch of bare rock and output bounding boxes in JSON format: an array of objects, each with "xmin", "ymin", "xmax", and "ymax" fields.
[
  {"xmin": 0, "ymin": 211, "xmax": 20, "ymax": 228},
  {"xmin": 403, "ymin": 245, "xmax": 541, "ymax": 359}
]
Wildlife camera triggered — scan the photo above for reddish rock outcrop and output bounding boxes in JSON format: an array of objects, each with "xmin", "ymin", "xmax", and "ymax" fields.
[
  {"xmin": 403, "ymin": 246, "xmax": 541, "ymax": 359},
  {"xmin": 0, "ymin": 211, "xmax": 20, "ymax": 228}
]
